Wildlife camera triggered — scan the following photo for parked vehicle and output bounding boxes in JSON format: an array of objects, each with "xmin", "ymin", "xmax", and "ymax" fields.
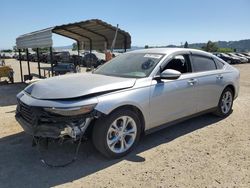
[
  {"xmin": 16, "ymin": 48, "xmax": 240, "ymax": 158},
  {"xmin": 236, "ymin": 53, "xmax": 250, "ymax": 63},
  {"xmin": 54, "ymin": 51, "xmax": 70, "ymax": 63},
  {"xmin": 29, "ymin": 53, "xmax": 38, "ymax": 62},
  {"xmin": 228, "ymin": 53, "xmax": 248, "ymax": 63},
  {"xmin": 70, "ymin": 55, "xmax": 86, "ymax": 67},
  {"xmin": 242, "ymin": 52, "xmax": 250, "ymax": 57},
  {"xmin": 53, "ymin": 63, "xmax": 76, "ymax": 75},
  {"xmin": 215, "ymin": 53, "xmax": 241, "ymax": 64},
  {"xmin": 12, "ymin": 54, "xmax": 19, "ymax": 59},
  {"xmin": 40, "ymin": 53, "xmax": 49, "ymax": 63},
  {"xmin": 0, "ymin": 53, "xmax": 12, "ymax": 59},
  {"xmin": 83, "ymin": 53, "xmax": 105, "ymax": 68},
  {"xmin": 16, "ymin": 54, "xmax": 26, "ymax": 61}
]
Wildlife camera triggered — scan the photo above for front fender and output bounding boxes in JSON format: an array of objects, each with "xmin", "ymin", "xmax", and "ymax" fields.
[{"xmin": 95, "ymin": 87, "xmax": 151, "ymax": 129}]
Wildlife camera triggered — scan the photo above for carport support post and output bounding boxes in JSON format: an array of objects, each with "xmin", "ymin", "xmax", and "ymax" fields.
[
  {"xmin": 50, "ymin": 47, "xmax": 54, "ymax": 76},
  {"xmin": 18, "ymin": 49, "xmax": 23, "ymax": 82},
  {"xmin": 36, "ymin": 48, "xmax": 41, "ymax": 78},
  {"xmin": 124, "ymin": 36, "xmax": 127, "ymax": 52},
  {"xmin": 77, "ymin": 41, "xmax": 80, "ymax": 56},
  {"xmin": 26, "ymin": 49, "xmax": 31, "ymax": 77},
  {"xmin": 90, "ymin": 40, "xmax": 92, "ymax": 53}
]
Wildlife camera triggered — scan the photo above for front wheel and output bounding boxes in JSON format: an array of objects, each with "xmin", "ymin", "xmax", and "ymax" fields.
[
  {"xmin": 214, "ymin": 87, "xmax": 233, "ymax": 117},
  {"xmin": 92, "ymin": 109, "xmax": 141, "ymax": 158}
]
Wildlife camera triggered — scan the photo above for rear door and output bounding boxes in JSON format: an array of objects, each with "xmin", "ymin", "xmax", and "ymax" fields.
[{"xmin": 190, "ymin": 54, "xmax": 224, "ymax": 112}]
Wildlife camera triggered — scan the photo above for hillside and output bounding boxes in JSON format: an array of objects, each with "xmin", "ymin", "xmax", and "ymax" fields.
[
  {"xmin": 174, "ymin": 39, "xmax": 250, "ymax": 51},
  {"xmin": 51, "ymin": 39, "xmax": 250, "ymax": 52}
]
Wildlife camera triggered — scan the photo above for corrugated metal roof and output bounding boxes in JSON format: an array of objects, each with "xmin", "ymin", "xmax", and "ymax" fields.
[
  {"xmin": 16, "ymin": 28, "xmax": 54, "ymax": 49},
  {"xmin": 16, "ymin": 19, "xmax": 131, "ymax": 50}
]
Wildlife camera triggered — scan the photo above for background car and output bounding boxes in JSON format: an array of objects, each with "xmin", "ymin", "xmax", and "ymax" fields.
[
  {"xmin": 215, "ymin": 53, "xmax": 241, "ymax": 64},
  {"xmin": 83, "ymin": 52, "xmax": 105, "ymax": 68},
  {"xmin": 242, "ymin": 52, "xmax": 250, "ymax": 57},
  {"xmin": 236, "ymin": 53, "xmax": 250, "ymax": 63},
  {"xmin": 228, "ymin": 53, "xmax": 248, "ymax": 63},
  {"xmin": 53, "ymin": 63, "xmax": 76, "ymax": 75}
]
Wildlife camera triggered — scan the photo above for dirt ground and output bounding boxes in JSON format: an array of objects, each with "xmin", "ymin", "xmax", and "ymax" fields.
[{"xmin": 0, "ymin": 60, "xmax": 249, "ymax": 188}]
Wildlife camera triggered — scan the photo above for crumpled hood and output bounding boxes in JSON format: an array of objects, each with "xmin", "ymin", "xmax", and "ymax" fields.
[{"xmin": 25, "ymin": 73, "xmax": 136, "ymax": 99}]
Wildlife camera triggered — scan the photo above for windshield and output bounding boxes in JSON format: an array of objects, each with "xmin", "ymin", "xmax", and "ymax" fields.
[{"xmin": 94, "ymin": 53, "xmax": 164, "ymax": 78}]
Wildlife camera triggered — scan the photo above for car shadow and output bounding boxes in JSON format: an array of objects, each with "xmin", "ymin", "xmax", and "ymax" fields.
[{"xmin": 0, "ymin": 113, "xmax": 223, "ymax": 188}]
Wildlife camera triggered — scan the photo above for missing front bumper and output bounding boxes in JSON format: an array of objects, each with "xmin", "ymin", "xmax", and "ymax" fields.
[
  {"xmin": 15, "ymin": 112, "xmax": 93, "ymax": 139},
  {"xmin": 15, "ymin": 99, "xmax": 104, "ymax": 139}
]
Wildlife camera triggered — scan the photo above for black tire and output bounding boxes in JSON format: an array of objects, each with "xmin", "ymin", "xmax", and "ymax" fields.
[
  {"xmin": 92, "ymin": 109, "xmax": 141, "ymax": 159},
  {"xmin": 214, "ymin": 87, "xmax": 234, "ymax": 117}
]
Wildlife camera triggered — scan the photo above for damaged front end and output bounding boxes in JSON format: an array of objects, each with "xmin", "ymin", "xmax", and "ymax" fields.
[{"xmin": 15, "ymin": 99, "xmax": 99, "ymax": 140}]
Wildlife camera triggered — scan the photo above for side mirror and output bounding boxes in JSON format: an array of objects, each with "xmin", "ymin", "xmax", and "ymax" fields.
[{"xmin": 155, "ymin": 69, "xmax": 181, "ymax": 80}]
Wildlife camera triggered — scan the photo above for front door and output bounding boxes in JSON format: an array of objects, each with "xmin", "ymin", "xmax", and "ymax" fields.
[{"xmin": 148, "ymin": 53, "xmax": 197, "ymax": 129}]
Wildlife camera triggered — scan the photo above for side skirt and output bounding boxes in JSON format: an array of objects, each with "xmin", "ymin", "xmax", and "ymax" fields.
[{"xmin": 144, "ymin": 107, "xmax": 217, "ymax": 135}]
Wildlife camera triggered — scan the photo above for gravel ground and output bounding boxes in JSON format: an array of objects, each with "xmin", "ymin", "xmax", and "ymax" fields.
[{"xmin": 0, "ymin": 61, "xmax": 249, "ymax": 188}]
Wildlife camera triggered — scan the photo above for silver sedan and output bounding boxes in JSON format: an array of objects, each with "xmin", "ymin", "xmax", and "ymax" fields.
[{"xmin": 16, "ymin": 48, "xmax": 240, "ymax": 158}]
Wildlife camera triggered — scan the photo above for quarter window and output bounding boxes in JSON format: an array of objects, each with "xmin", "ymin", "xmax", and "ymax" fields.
[
  {"xmin": 214, "ymin": 58, "xmax": 225, "ymax": 69},
  {"xmin": 192, "ymin": 55, "xmax": 216, "ymax": 72}
]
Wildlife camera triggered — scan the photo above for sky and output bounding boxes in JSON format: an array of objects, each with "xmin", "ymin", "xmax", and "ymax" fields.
[{"xmin": 1, "ymin": 0, "xmax": 250, "ymax": 49}]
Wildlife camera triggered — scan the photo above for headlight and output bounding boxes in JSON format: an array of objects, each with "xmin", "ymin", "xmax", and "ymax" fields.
[{"xmin": 44, "ymin": 104, "xmax": 97, "ymax": 116}]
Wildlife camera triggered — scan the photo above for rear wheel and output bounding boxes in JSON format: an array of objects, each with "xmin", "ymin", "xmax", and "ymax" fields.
[
  {"xmin": 214, "ymin": 87, "xmax": 233, "ymax": 117},
  {"xmin": 92, "ymin": 109, "xmax": 141, "ymax": 158}
]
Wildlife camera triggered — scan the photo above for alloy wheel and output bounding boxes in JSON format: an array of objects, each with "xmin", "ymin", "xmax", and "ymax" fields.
[
  {"xmin": 221, "ymin": 91, "xmax": 233, "ymax": 114},
  {"xmin": 106, "ymin": 116, "xmax": 137, "ymax": 154}
]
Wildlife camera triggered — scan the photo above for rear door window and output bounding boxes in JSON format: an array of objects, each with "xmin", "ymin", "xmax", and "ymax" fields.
[{"xmin": 191, "ymin": 55, "xmax": 217, "ymax": 72}]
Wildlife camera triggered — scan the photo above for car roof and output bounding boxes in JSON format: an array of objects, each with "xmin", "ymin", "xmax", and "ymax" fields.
[{"xmin": 128, "ymin": 48, "xmax": 213, "ymax": 57}]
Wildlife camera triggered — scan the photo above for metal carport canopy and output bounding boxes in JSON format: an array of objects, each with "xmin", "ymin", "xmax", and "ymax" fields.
[
  {"xmin": 16, "ymin": 28, "xmax": 53, "ymax": 49},
  {"xmin": 16, "ymin": 19, "xmax": 131, "ymax": 50}
]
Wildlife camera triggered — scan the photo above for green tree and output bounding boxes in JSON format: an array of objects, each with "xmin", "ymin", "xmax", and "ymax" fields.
[
  {"xmin": 1, "ymin": 49, "xmax": 12, "ymax": 53},
  {"xmin": 144, "ymin": 45, "xmax": 149, "ymax": 49},
  {"xmin": 201, "ymin": 41, "xmax": 219, "ymax": 52},
  {"xmin": 217, "ymin": 48, "xmax": 234, "ymax": 53},
  {"xmin": 184, "ymin": 41, "xmax": 189, "ymax": 48}
]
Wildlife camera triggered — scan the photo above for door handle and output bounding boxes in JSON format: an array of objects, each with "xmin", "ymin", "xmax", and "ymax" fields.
[
  {"xmin": 188, "ymin": 79, "xmax": 197, "ymax": 85},
  {"xmin": 216, "ymin": 75, "xmax": 223, "ymax": 80}
]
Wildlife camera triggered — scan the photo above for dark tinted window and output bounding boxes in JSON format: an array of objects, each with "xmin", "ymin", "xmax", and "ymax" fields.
[
  {"xmin": 192, "ymin": 55, "xmax": 216, "ymax": 72},
  {"xmin": 214, "ymin": 58, "xmax": 225, "ymax": 69}
]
